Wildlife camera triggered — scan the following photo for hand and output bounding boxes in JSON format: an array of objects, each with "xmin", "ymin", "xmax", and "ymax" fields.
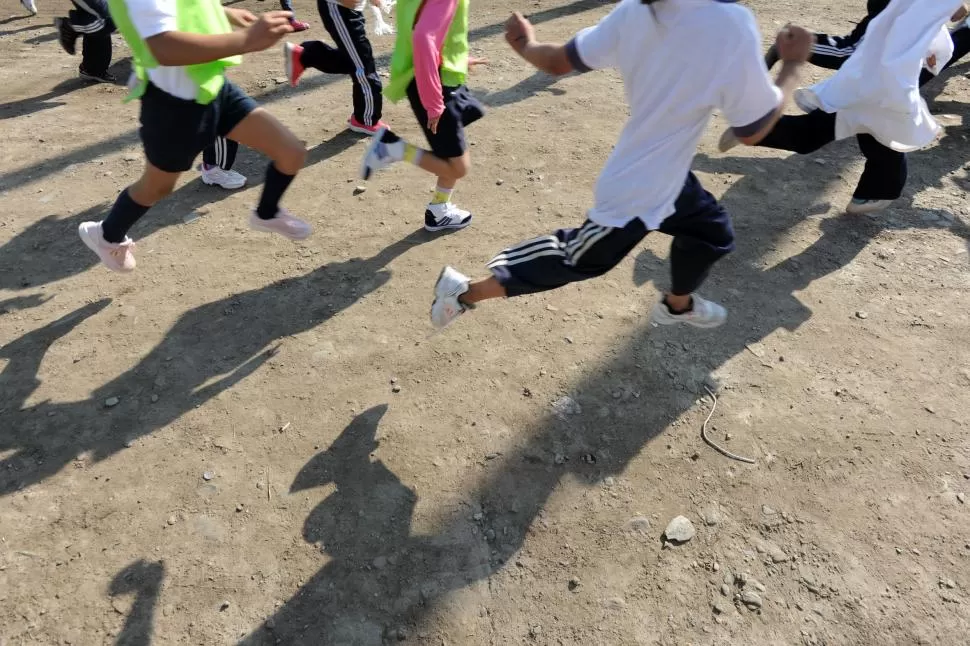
[
  {"xmin": 775, "ymin": 24, "xmax": 814, "ymax": 63},
  {"xmin": 225, "ymin": 7, "xmax": 258, "ymax": 28},
  {"xmin": 468, "ymin": 56, "xmax": 490, "ymax": 71},
  {"xmin": 242, "ymin": 11, "xmax": 295, "ymax": 53},
  {"xmin": 952, "ymin": 4, "xmax": 968, "ymax": 22},
  {"xmin": 427, "ymin": 115, "xmax": 440, "ymax": 135},
  {"xmin": 504, "ymin": 12, "xmax": 534, "ymax": 53}
]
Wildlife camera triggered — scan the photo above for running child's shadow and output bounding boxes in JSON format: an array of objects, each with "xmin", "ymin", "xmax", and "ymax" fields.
[
  {"xmin": 0, "ymin": 229, "xmax": 430, "ymax": 496},
  {"xmin": 478, "ymin": 71, "xmax": 571, "ymax": 109},
  {"xmin": 109, "ymin": 559, "xmax": 165, "ymax": 646}
]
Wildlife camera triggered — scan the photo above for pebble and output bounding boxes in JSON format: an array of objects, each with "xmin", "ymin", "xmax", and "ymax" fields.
[
  {"xmin": 941, "ymin": 579, "xmax": 957, "ymax": 589},
  {"xmin": 762, "ymin": 505, "xmax": 776, "ymax": 515},
  {"xmin": 219, "ymin": 600, "xmax": 230, "ymax": 611},
  {"xmin": 741, "ymin": 591, "xmax": 763, "ymax": 609},
  {"xmin": 496, "ymin": 179, "xmax": 505, "ymax": 186},
  {"xmin": 564, "ymin": 336, "xmax": 574, "ymax": 344},
  {"xmin": 104, "ymin": 397, "xmax": 120, "ymax": 408},
  {"xmin": 236, "ymin": 504, "xmax": 244, "ymax": 512},
  {"xmin": 373, "ymin": 556, "xmax": 388, "ymax": 569},
  {"xmin": 124, "ymin": 440, "xmax": 134, "ymax": 448},
  {"xmin": 167, "ymin": 515, "xmax": 177, "ymax": 525},
  {"xmin": 122, "ymin": 154, "xmax": 139, "ymax": 162},
  {"xmin": 391, "ymin": 384, "xmax": 402, "ymax": 393},
  {"xmin": 700, "ymin": 503, "xmax": 722, "ymax": 526},
  {"xmin": 895, "ymin": 547, "xmax": 903, "ymax": 555},
  {"xmin": 663, "ymin": 515, "xmax": 696, "ymax": 544},
  {"xmin": 551, "ymin": 396, "xmax": 582, "ymax": 418},
  {"xmin": 568, "ymin": 577, "xmax": 581, "ymax": 592},
  {"xmin": 723, "ymin": 572, "xmax": 736, "ymax": 586},
  {"xmin": 712, "ymin": 600, "xmax": 727, "ymax": 614},
  {"xmin": 713, "ymin": 562, "xmax": 720, "ymax": 572},
  {"xmin": 353, "ymin": 186, "xmax": 367, "ymax": 195},
  {"xmin": 529, "ymin": 625, "xmax": 542, "ymax": 638},
  {"xmin": 855, "ymin": 311, "xmax": 869, "ymax": 320},
  {"xmin": 720, "ymin": 584, "xmax": 732, "ymax": 597},
  {"xmin": 150, "ymin": 394, "xmax": 159, "ymax": 403},
  {"xmin": 626, "ymin": 516, "xmax": 651, "ymax": 534},
  {"xmin": 748, "ymin": 578, "xmax": 767, "ymax": 592},
  {"xmin": 958, "ymin": 493, "xmax": 966, "ymax": 504},
  {"xmin": 202, "ymin": 472, "xmax": 214, "ymax": 481},
  {"xmin": 768, "ymin": 545, "xmax": 789, "ymax": 564}
]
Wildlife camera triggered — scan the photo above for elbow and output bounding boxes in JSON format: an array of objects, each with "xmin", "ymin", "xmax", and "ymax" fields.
[{"xmin": 544, "ymin": 59, "xmax": 573, "ymax": 77}]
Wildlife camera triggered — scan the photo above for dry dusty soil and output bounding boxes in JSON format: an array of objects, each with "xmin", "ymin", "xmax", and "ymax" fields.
[{"xmin": 1, "ymin": 0, "xmax": 969, "ymax": 644}]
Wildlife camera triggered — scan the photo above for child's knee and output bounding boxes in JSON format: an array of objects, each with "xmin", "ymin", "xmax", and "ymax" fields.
[
  {"xmin": 449, "ymin": 155, "xmax": 471, "ymax": 180},
  {"xmin": 276, "ymin": 138, "xmax": 307, "ymax": 174}
]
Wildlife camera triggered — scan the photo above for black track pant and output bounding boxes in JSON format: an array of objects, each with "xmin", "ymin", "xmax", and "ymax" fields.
[{"xmin": 300, "ymin": 1, "xmax": 383, "ymax": 126}]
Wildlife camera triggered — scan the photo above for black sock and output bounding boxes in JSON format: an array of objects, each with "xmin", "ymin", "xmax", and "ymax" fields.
[
  {"xmin": 256, "ymin": 163, "xmax": 295, "ymax": 220},
  {"xmin": 102, "ymin": 189, "xmax": 150, "ymax": 243},
  {"xmin": 664, "ymin": 295, "xmax": 694, "ymax": 315}
]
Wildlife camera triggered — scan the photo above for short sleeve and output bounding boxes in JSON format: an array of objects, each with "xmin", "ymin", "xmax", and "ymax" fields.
[
  {"xmin": 719, "ymin": 13, "xmax": 783, "ymax": 136},
  {"xmin": 126, "ymin": 0, "xmax": 179, "ymax": 40},
  {"xmin": 565, "ymin": 0, "xmax": 631, "ymax": 72}
]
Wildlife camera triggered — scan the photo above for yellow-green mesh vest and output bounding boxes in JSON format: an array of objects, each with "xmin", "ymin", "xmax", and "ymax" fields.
[
  {"xmin": 384, "ymin": 0, "xmax": 469, "ymax": 102},
  {"xmin": 107, "ymin": 0, "xmax": 242, "ymax": 104}
]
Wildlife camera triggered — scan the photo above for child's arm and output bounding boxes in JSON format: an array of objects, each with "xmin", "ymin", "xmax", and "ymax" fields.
[
  {"xmin": 413, "ymin": 0, "xmax": 459, "ymax": 132},
  {"xmin": 145, "ymin": 11, "xmax": 293, "ymax": 66}
]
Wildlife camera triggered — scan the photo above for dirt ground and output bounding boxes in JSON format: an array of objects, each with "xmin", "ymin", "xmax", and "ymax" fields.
[{"xmin": 1, "ymin": 0, "xmax": 969, "ymax": 644}]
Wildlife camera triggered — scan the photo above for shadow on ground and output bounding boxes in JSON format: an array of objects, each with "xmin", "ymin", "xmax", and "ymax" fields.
[
  {"xmin": 0, "ymin": 227, "xmax": 437, "ymax": 496},
  {"xmin": 234, "ymin": 141, "xmax": 970, "ymax": 644}
]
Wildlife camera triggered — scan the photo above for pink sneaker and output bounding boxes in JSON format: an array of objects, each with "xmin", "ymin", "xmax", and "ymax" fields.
[
  {"xmin": 348, "ymin": 115, "xmax": 390, "ymax": 135},
  {"xmin": 78, "ymin": 221, "xmax": 136, "ymax": 272},
  {"xmin": 289, "ymin": 18, "xmax": 311, "ymax": 32},
  {"xmin": 284, "ymin": 42, "xmax": 305, "ymax": 87},
  {"xmin": 249, "ymin": 208, "xmax": 312, "ymax": 240}
]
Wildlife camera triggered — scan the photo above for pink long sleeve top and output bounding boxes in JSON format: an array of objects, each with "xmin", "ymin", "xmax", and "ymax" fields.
[{"xmin": 412, "ymin": 0, "xmax": 459, "ymax": 120}]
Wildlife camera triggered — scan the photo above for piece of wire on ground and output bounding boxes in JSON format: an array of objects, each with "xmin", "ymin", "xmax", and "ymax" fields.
[{"xmin": 701, "ymin": 386, "xmax": 756, "ymax": 464}]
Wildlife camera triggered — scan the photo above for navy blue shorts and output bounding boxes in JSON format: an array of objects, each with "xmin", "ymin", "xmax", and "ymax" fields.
[
  {"xmin": 139, "ymin": 80, "xmax": 257, "ymax": 173},
  {"xmin": 406, "ymin": 81, "xmax": 484, "ymax": 159}
]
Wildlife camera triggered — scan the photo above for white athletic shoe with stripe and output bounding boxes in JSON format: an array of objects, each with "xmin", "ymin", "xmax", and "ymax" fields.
[
  {"xmin": 430, "ymin": 266, "xmax": 471, "ymax": 329},
  {"xmin": 425, "ymin": 202, "xmax": 472, "ymax": 231},
  {"xmin": 201, "ymin": 165, "xmax": 247, "ymax": 190},
  {"xmin": 650, "ymin": 295, "xmax": 726, "ymax": 329}
]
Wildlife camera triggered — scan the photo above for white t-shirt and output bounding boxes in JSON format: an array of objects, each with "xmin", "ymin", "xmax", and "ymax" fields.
[
  {"xmin": 794, "ymin": 0, "xmax": 961, "ymax": 152},
  {"xmin": 127, "ymin": 0, "xmax": 199, "ymax": 100},
  {"xmin": 566, "ymin": 0, "xmax": 782, "ymax": 229}
]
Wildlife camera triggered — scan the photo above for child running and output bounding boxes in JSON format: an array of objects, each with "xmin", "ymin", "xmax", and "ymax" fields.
[
  {"xmin": 763, "ymin": 0, "xmax": 970, "ymax": 87},
  {"xmin": 283, "ymin": 0, "xmax": 389, "ymax": 135},
  {"xmin": 427, "ymin": 0, "xmax": 813, "ymax": 330},
  {"xmin": 78, "ymin": 0, "xmax": 310, "ymax": 272},
  {"xmin": 720, "ymin": 0, "xmax": 961, "ymax": 214},
  {"xmin": 358, "ymin": 0, "xmax": 484, "ymax": 232}
]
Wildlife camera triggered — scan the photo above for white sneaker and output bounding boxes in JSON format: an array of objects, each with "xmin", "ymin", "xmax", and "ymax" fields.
[
  {"xmin": 21, "ymin": 0, "xmax": 37, "ymax": 15},
  {"xmin": 650, "ymin": 294, "xmax": 726, "ymax": 329},
  {"xmin": 717, "ymin": 128, "xmax": 739, "ymax": 153},
  {"xmin": 360, "ymin": 127, "xmax": 402, "ymax": 180},
  {"xmin": 78, "ymin": 221, "xmax": 136, "ymax": 272},
  {"xmin": 845, "ymin": 198, "xmax": 893, "ymax": 215},
  {"xmin": 430, "ymin": 266, "xmax": 471, "ymax": 329},
  {"xmin": 201, "ymin": 165, "xmax": 247, "ymax": 190},
  {"xmin": 425, "ymin": 202, "xmax": 472, "ymax": 232}
]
